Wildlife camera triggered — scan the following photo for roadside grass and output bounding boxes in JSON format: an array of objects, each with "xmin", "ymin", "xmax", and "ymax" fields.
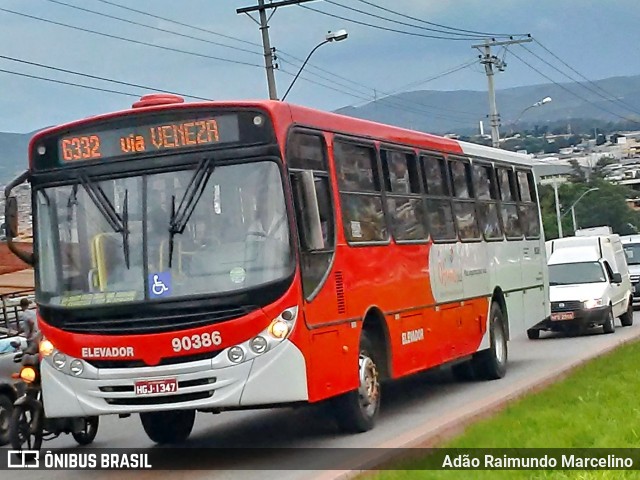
[{"xmin": 370, "ymin": 338, "xmax": 640, "ymax": 479}]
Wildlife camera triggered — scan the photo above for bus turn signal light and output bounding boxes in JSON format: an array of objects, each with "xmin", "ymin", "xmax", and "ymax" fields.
[
  {"xmin": 39, "ymin": 339, "xmax": 55, "ymax": 357},
  {"xmin": 268, "ymin": 319, "xmax": 289, "ymax": 339}
]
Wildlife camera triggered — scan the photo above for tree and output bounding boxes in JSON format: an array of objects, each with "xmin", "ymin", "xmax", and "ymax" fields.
[
  {"xmin": 568, "ymin": 159, "xmax": 586, "ymax": 183},
  {"xmin": 539, "ymin": 178, "xmax": 640, "ymax": 239},
  {"xmin": 591, "ymin": 155, "xmax": 618, "ymax": 179}
]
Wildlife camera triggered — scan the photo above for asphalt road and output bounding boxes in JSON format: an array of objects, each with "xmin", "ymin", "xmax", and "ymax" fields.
[{"xmin": 7, "ymin": 313, "xmax": 640, "ymax": 480}]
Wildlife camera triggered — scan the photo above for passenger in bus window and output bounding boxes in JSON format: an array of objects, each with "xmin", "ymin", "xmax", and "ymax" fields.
[
  {"xmin": 451, "ymin": 162, "xmax": 470, "ymax": 198},
  {"xmin": 475, "ymin": 167, "xmax": 492, "ymax": 200},
  {"xmin": 390, "ymin": 157, "xmax": 410, "ymax": 193}
]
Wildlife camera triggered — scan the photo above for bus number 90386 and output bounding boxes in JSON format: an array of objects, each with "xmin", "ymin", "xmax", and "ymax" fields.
[{"xmin": 171, "ymin": 332, "xmax": 222, "ymax": 353}]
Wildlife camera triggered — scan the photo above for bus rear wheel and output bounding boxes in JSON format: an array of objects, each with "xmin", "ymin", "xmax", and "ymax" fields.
[
  {"xmin": 140, "ymin": 410, "xmax": 195, "ymax": 444},
  {"xmin": 472, "ymin": 303, "xmax": 507, "ymax": 380},
  {"xmin": 333, "ymin": 333, "xmax": 381, "ymax": 433}
]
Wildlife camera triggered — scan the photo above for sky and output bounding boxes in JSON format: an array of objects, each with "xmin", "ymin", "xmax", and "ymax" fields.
[{"xmin": 0, "ymin": 0, "xmax": 639, "ymax": 133}]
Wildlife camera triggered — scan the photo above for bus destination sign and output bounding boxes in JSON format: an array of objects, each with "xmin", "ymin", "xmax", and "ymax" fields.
[{"xmin": 57, "ymin": 114, "xmax": 240, "ymax": 162}]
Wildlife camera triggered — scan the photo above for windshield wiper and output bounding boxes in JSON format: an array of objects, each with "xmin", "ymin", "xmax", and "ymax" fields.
[
  {"xmin": 122, "ymin": 189, "xmax": 130, "ymax": 268},
  {"xmin": 167, "ymin": 158, "xmax": 215, "ymax": 268},
  {"xmin": 78, "ymin": 173, "xmax": 130, "ymax": 269}
]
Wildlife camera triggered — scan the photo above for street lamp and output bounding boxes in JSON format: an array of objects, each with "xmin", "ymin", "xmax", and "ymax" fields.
[
  {"xmin": 561, "ymin": 187, "xmax": 599, "ymax": 234},
  {"xmin": 509, "ymin": 96, "xmax": 552, "ymax": 134},
  {"xmin": 281, "ymin": 29, "xmax": 348, "ymax": 101}
]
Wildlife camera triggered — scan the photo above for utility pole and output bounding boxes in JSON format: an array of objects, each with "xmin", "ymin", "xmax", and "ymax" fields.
[
  {"xmin": 472, "ymin": 36, "xmax": 532, "ymax": 148},
  {"xmin": 237, "ymin": 0, "xmax": 316, "ymax": 100},
  {"xmin": 552, "ymin": 177, "xmax": 564, "ymax": 238}
]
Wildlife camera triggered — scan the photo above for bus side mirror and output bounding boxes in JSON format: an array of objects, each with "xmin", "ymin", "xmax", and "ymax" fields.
[
  {"xmin": 292, "ymin": 171, "xmax": 325, "ymax": 251},
  {"xmin": 611, "ymin": 272, "xmax": 622, "ymax": 284},
  {"xmin": 5, "ymin": 196, "xmax": 18, "ymax": 239}
]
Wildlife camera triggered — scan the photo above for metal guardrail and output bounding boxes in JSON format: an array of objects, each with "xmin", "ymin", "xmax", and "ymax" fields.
[{"xmin": 0, "ymin": 288, "xmax": 35, "ymax": 337}]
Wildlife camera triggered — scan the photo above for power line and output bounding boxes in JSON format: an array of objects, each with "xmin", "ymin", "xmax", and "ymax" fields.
[
  {"xmin": 388, "ymin": 59, "xmax": 478, "ymax": 94},
  {"xmin": 0, "ymin": 68, "xmax": 140, "ymax": 97},
  {"xmin": 44, "ymin": 0, "xmax": 263, "ymax": 57},
  {"xmin": 0, "ymin": 7, "xmax": 263, "ymax": 69},
  {"xmin": 323, "ymin": 0, "xmax": 496, "ymax": 38},
  {"xmin": 277, "ymin": 55, "xmax": 478, "ymax": 118},
  {"xmin": 299, "ymin": 4, "xmax": 490, "ymax": 40},
  {"xmin": 508, "ymin": 48, "xmax": 640, "ymax": 124},
  {"xmin": 530, "ymin": 39, "xmax": 640, "ymax": 116},
  {"xmin": 93, "ymin": 0, "xmax": 263, "ymax": 49},
  {"xmin": 0, "ymin": 54, "xmax": 211, "ymax": 101},
  {"xmin": 277, "ymin": 67, "xmax": 477, "ymax": 124},
  {"xmin": 92, "ymin": 0, "xmax": 475, "ymax": 114},
  {"xmin": 352, "ymin": 0, "xmax": 522, "ymax": 37}
]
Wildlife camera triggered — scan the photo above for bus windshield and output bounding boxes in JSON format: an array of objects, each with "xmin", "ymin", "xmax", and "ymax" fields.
[
  {"xmin": 548, "ymin": 262, "xmax": 607, "ymax": 286},
  {"xmin": 35, "ymin": 160, "xmax": 292, "ymax": 307}
]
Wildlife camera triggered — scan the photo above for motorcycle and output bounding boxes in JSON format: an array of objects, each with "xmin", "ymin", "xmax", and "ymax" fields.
[{"xmin": 9, "ymin": 338, "xmax": 99, "ymax": 450}]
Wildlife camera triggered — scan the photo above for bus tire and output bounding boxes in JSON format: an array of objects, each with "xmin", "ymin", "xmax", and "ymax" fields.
[
  {"xmin": 333, "ymin": 333, "xmax": 381, "ymax": 433},
  {"xmin": 472, "ymin": 303, "xmax": 507, "ymax": 380},
  {"xmin": 140, "ymin": 409, "xmax": 195, "ymax": 444},
  {"xmin": 526, "ymin": 329, "xmax": 540, "ymax": 340},
  {"xmin": 620, "ymin": 297, "xmax": 634, "ymax": 327}
]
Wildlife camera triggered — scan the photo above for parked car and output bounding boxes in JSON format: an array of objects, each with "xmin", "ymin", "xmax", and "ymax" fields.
[
  {"xmin": 0, "ymin": 334, "xmax": 26, "ymax": 446},
  {"xmin": 528, "ymin": 228, "xmax": 634, "ymax": 338}
]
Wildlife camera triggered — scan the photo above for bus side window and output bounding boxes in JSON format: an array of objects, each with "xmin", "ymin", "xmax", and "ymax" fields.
[
  {"xmin": 421, "ymin": 154, "xmax": 456, "ymax": 241},
  {"xmin": 516, "ymin": 170, "xmax": 540, "ymax": 239},
  {"xmin": 497, "ymin": 167, "xmax": 523, "ymax": 239},
  {"xmin": 334, "ymin": 140, "xmax": 387, "ymax": 243},
  {"xmin": 288, "ymin": 131, "xmax": 336, "ymax": 299},
  {"xmin": 449, "ymin": 158, "xmax": 480, "ymax": 241},
  {"xmin": 382, "ymin": 149, "xmax": 427, "ymax": 242},
  {"xmin": 473, "ymin": 163, "xmax": 503, "ymax": 241}
]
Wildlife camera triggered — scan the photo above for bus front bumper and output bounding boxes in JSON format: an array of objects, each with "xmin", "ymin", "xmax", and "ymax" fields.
[{"xmin": 41, "ymin": 339, "xmax": 308, "ymax": 418}]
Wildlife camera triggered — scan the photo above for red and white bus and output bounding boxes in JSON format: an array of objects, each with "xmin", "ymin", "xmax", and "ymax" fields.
[{"xmin": 5, "ymin": 94, "xmax": 549, "ymax": 443}]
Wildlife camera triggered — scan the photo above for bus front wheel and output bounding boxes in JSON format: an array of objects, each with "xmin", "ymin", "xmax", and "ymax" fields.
[
  {"xmin": 140, "ymin": 409, "xmax": 195, "ymax": 444},
  {"xmin": 472, "ymin": 303, "xmax": 508, "ymax": 380},
  {"xmin": 333, "ymin": 333, "xmax": 381, "ymax": 433}
]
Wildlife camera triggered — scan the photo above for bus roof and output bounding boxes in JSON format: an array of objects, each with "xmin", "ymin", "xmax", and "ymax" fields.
[{"xmin": 29, "ymin": 97, "xmax": 538, "ymax": 169}]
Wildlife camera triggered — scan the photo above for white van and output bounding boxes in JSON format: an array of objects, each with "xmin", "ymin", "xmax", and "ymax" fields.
[
  {"xmin": 528, "ymin": 230, "xmax": 633, "ymax": 338},
  {"xmin": 621, "ymin": 235, "xmax": 640, "ymax": 308}
]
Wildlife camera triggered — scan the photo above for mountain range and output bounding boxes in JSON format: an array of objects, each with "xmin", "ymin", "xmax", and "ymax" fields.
[
  {"xmin": 335, "ymin": 74, "xmax": 640, "ymax": 136},
  {"xmin": 1, "ymin": 74, "xmax": 640, "ymax": 184}
]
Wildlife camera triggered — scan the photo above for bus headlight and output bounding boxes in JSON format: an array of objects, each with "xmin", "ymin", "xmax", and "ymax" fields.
[
  {"xmin": 223, "ymin": 306, "xmax": 298, "ymax": 365},
  {"xmin": 228, "ymin": 346, "xmax": 245, "ymax": 364},
  {"xmin": 69, "ymin": 359, "xmax": 84, "ymax": 376},
  {"xmin": 39, "ymin": 339, "xmax": 55, "ymax": 357},
  {"xmin": 250, "ymin": 336, "xmax": 268, "ymax": 354},
  {"xmin": 53, "ymin": 352, "xmax": 67, "ymax": 370}
]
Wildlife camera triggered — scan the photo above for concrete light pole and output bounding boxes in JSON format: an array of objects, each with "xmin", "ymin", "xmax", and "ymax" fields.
[
  {"xmin": 237, "ymin": 0, "xmax": 317, "ymax": 100},
  {"xmin": 561, "ymin": 187, "xmax": 600, "ymax": 232},
  {"xmin": 511, "ymin": 96, "xmax": 552, "ymax": 133}
]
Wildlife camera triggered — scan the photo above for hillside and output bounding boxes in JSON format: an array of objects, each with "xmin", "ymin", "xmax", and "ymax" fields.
[{"xmin": 335, "ymin": 75, "xmax": 640, "ymax": 135}]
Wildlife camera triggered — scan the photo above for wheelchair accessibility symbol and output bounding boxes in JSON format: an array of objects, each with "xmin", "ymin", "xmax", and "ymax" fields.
[{"xmin": 149, "ymin": 272, "xmax": 171, "ymax": 298}]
